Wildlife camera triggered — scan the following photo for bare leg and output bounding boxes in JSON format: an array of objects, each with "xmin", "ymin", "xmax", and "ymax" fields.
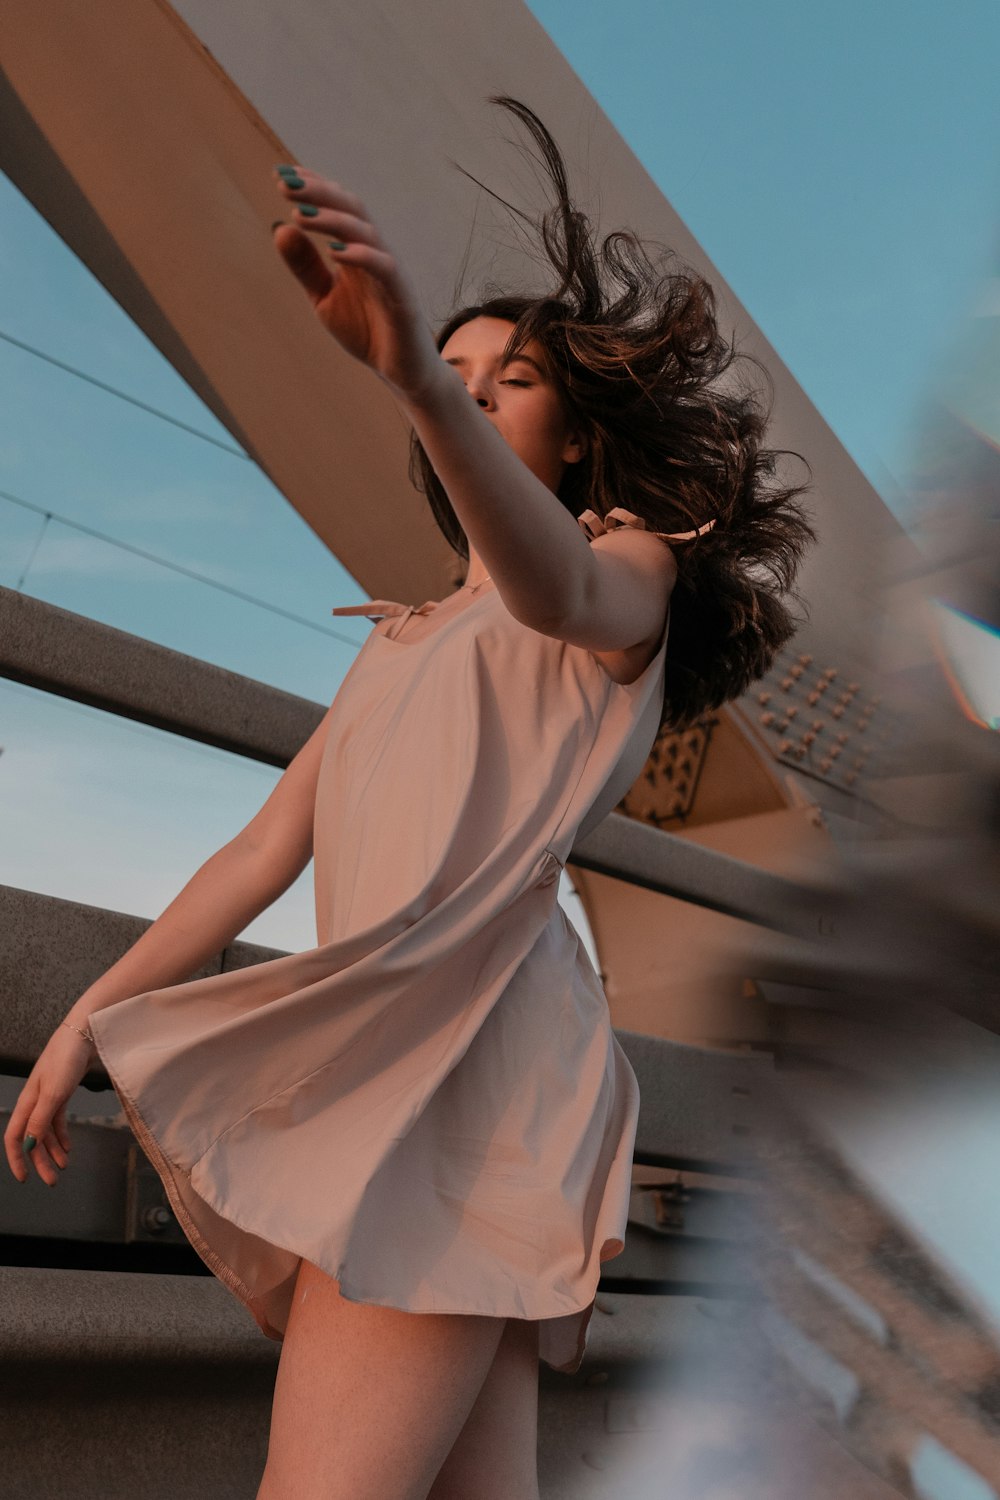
[
  {"xmin": 427, "ymin": 1315, "xmax": 540, "ymax": 1500},
  {"xmin": 257, "ymin": 1259, "xmax": 507, "ymax": 1500}
]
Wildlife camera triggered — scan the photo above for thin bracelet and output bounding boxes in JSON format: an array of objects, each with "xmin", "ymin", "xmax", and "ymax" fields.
[{"xmin": 61, "ymin": 1019, "xmax": 95, "ymax": 1045}]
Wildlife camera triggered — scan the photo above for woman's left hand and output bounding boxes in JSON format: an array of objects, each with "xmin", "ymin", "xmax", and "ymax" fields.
[{"xmin": 270, "ymin": 164, "xmax": 445, "ymax": 404}]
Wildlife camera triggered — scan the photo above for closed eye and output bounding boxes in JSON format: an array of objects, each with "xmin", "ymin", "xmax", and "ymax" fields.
[{"xmin": 500, "ymin": 379, "xmax": 532, "ymax": 387}]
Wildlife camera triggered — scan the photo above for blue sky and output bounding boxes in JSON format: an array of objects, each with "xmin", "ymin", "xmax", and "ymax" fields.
[
  {"xmin": 4, "ymin": 4, "xmax": 1000, "ymax": 1338},
  {"xmin": 527, "ymin": 0, "xmax": 1000, "ymax": 506}
]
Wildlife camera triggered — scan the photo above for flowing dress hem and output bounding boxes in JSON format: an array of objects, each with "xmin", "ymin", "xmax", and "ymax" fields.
[
  {"xmin": 93, "ymin": 1025, "xmax": 626, "ymax": 1372},
  {"xmin": 92, "ymin": 1027, "xmax": 284, "ymax": 1334}
]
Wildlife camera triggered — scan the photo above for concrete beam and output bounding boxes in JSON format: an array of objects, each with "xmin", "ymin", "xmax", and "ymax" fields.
[
  {"xmin": 571, "ymin": 816, "xmax": 812, "ymax": 931},
  {"xmin": 0, "ymin": 584, "xmax": 322, "ymax": 766}
]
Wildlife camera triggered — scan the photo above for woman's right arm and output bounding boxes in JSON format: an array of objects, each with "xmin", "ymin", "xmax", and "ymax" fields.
[
  {"xmin": 5, "ymin": 701, "xmax": 337, "ymax": 1186},
  {"xmin": 65, "ymin": 699, "xmax": 338, "ymax": 1032}
]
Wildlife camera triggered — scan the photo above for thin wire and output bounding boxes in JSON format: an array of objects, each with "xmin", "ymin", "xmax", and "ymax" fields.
[
  {"xmin": 0, "ymin": 328, "xmax": 250, "ymax": 460},
  {"xmin": 15, "ymin": 509, "xmax": 51, "ymax": 590},
  {"xmin": 0, "ymin": 487, "xmax": 369, "ymax": 648}
]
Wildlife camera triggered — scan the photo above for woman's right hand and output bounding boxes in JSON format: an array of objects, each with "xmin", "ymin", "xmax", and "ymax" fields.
[
  {"xmin": 270, "ymin": 164, "xmax": 446, "ymax": 404},
  {"xmin": 3, "ymin": 1024, "xmax": 96, "ymax": 1186}
]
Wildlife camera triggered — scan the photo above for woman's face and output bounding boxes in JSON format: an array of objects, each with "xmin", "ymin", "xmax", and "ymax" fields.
[{"xmin": 439, "ymin": 317, "xmax": 586, "ymax": 493}]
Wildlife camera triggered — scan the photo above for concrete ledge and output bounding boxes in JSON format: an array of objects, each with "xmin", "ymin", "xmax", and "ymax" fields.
[
  {"xmin": 618, "ymin": 1029, "xmax": 771, "ymax": 1172},
  {"xmin": 0, "ymin": 1264, "xmax": 278, "ymax": 1365}
]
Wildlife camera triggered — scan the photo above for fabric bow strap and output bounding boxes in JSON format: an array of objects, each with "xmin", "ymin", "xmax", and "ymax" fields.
[{"xmin": 576, "ymin": 506, "xmax": 717, "ymax": 543}]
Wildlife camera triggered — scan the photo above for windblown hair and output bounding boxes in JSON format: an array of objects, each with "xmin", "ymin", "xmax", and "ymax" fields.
[{"xmin": 410, "ymin": 97, "xmax": 817, "ymax": 733}]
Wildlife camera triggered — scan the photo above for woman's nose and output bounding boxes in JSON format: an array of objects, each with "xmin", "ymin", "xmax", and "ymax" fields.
[{"xmin": 465, "ymin": 374, "xmax": 496, "ymax": 411}]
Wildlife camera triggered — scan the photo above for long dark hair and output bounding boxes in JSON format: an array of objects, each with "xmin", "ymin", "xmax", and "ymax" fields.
[{"xmin": 409, "ymin": 97, "xmax": 817, "ymax": 733}]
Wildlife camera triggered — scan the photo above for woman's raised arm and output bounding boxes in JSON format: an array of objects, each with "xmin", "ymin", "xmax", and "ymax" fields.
[{"xmin": 270, "ymin": 167, "xmax": 609, "ymax": 635}]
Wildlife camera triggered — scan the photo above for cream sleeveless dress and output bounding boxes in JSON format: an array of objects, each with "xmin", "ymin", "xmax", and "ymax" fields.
[{"xmin": 88, "ymin": 506, "xmax": 672, "ymax": 1375}]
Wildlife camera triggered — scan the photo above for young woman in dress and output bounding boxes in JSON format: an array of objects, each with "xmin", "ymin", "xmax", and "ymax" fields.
[{"xmin": 6, "ymin": 99, "xmax": 814, "ymax": 1500}]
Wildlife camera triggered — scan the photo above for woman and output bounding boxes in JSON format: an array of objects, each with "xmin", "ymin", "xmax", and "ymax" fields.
[{"xmin": 5, "ymin": 99, "xmax": 814, "ymax": 1499}]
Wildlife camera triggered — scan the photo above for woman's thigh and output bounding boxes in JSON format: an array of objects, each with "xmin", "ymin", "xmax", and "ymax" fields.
[
  {"xmin": 426, "ymin": 1315, "xmax": 540, "ymax": 1500},
  {"xmin": 258, "ymin": 1258, "xmax": 507, "ymax": 1500}
]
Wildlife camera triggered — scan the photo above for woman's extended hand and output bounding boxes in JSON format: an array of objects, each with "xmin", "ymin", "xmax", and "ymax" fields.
[
  {"xmin": 3, "ymin": 1025, "xmax": 95, "ymax": 1186},
  {"xmin": 270, "ymin": 164, "xmax": 445, "ymax": 404}
]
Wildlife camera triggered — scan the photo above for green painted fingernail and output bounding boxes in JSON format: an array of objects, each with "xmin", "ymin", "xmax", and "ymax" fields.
[
  {"xmin": 283, "ymin": 175, "xmax": 306, "ymax": 190},
  {"xmin": 24, "ymin": 1134, "xmax": 36, "ymax": 1152},
  {"xmin": 328, "ymin": 240, "xmax": 346, "ymax": 251},
  {"xmin": 276, "ymin": 164, "xmax": 298, "ymax": 175},
  {"xmin": 297, "ymin": 204, "xmax": 319, "ymax": 217}
]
